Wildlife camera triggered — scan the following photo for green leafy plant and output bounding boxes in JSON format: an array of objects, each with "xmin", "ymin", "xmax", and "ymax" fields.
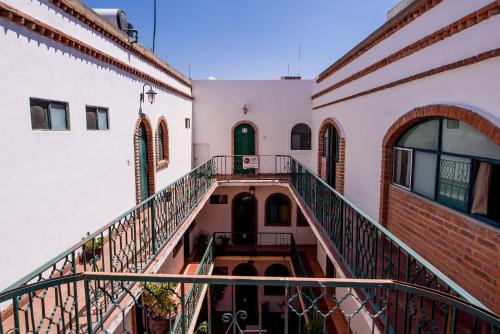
[
  {"xmin": 141, "ymin": 282, "xmax": 177, "ymax": 320},
  {"xmin": 82, "ymin": 232, "xmax": 104, "ymax": 251},
  {"xmin": 194, "ymin": 231, "xmax": 209, "ymax": 252},
  {"xmin": 303, "ymin": 319, "xmax": 323, "ymax": 334},
  {"xmin": 195, "ymin": 321, "xmax": 208, "ymax": 334}
]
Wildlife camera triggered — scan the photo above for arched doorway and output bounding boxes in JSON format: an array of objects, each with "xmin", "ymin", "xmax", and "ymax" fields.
[
  {"xmin": 134, "ymin": 116, "xmax": 155, "ymax": 203},
  {"xmin": 233, "ymin": 263, "xmax": 258, "ymax": 326},
  {"xmin": 233, "ymin": 122, "xmax": 256, "ymax": 174},
  {"xmin": 232, "ymin": 193, "xmax": 257, "ymax": 245},
  {"xmin": 322, "ymin": 124, "xmax": 339, "ymax": 188},
  {"xmin": 138, "ymin": 123, "xmax": 150, "ymax": 201}
]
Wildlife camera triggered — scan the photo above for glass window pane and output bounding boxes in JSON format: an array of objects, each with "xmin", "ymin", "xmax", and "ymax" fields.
[
  {"xmin": 393, "ymin": 148, "xmax": 412, "ymax": 189},
  {"xmin": 158, "ymin": 127, "xmax": 164, "ymax": 161},
  {"xmin": 291, "ymin": 134, "xmax": 302, "ymax": 150},
  {"xmin": 397, "ymin": 119, "xmax": 439, "ymax": 150},
  {"xmin": 86, "ymin": 107, "xmax": 96, "ymax": 130},
  {"xmin": 413, "ymin": 151, "xmax": 438, "ymax": 199},
  {"xmin": 97, "ymin": 108, "xmax": 108, "ymax": 130},
  {"xmin": 437, "ymin": 155, "xmax": 471, "ymax": 212},
  {"xmin": 30, "ymin": 99, "xmax": 49, "ymax": 129},
  {"xmin": 49, "ymin": 103, "xmax": 68, "ymax": 130},
  {"xmin": 442, "ymin": 120, "xmax": 500, "ymax": 160}
]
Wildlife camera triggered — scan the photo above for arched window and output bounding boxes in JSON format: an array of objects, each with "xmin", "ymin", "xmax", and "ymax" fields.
[
  {"xmin": 264, "ymin": 264, "xmax": 290, "ymax": 295},
  {"xmin": 156, "ymin": 119, "xmax": 169, "ymax": 170},
  {"xmin": 291, "ymin": 123, "xmax": 311, "ymax": 150},
  {"xmin": 393, "ymin": 117, "xmax": 500, "ymax": 225},
  {"xmin": 265, "ymin": 193, "xmax": 291, "ymax": 226}
]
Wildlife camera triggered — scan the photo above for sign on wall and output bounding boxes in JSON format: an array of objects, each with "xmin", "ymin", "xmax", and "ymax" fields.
[{"xmin": 242, "ymin": 156, "xmax": 259, "ymax": 169}]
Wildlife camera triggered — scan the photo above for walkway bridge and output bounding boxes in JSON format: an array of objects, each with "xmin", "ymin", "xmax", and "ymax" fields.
[{"xmin": 0, "ymin": 156, "xmax": 498, "ymax": 333}]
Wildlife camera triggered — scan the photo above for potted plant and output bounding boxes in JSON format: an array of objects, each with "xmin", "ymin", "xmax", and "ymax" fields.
[
  {"xmin": 142, "ymin": 282, "xmax": 177, "ymax": 334},
  {"xmin": 80, "ymin": 232, "xmax": 104, "ymax": 264},
  {"xmin": 194, "ymin": 231, "xmax": 209, "ymax": 253}
]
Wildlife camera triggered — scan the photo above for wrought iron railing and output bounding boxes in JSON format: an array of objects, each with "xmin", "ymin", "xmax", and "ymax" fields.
[
  {"xmin": 1, "ymin": 159, "xmax": 215, "ymax": 333},
  {"xmin": 212, "ymin": 155, "xmax": 292, "ymax": 180},
  {"xmin": 289, "ymin": 159, "xmax": 491, "ymax": 324},
  {"xmin": 172, "ymin": 238, "xmax": 215, "ymax": 334},
  {"xmin": 0, "ymin": 273, "xmax": 498, "ymax": 334},
  {"xmin": 2, "ymin": 155, "xmax": 497, "ymax": 333},
  {"xmin": 213, "ymin": 232, "xmax": 292, "ymax": 256}
]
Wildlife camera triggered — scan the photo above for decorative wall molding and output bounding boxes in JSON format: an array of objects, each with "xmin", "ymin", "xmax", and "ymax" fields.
[
  {"xmin": 316, "ymin": 0, "xmax": 443, "ymax": 83},
  {"xmin": 0, "ymin": 1, "xmax": 193, "ymax": 100},
  {"xmin": 313, "ymin": 47, "xmax": 500, "ymax": 110},
  {"xmin": 313, "ymin": 1, "xmax": 500, "ymax": 99},
  {"xmin": 47, "ymin": 0, "xmax": 191, "ymax": 88}
]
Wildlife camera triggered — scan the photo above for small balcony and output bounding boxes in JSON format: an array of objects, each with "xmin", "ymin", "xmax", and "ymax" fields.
[{"xmin": 0, "ymin": 156, "xmax": 498, "ymax": 334}]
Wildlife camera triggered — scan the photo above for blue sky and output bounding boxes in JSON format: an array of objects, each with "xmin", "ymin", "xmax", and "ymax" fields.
[{"xmin": 83, "ymin": 0, "xmax": 399, "ymax": 79}]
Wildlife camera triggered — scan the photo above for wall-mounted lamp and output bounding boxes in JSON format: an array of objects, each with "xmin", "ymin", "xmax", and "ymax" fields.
[
  {"xmin": 249, "ymin": 186, "xmax": 256, "ymax": 197},
  {"xmin": 242, "ymin": 104, "xmax": 248, "ymax": 114},
  {"xmin": 140, "ymin": 83, "xmax": 157, "ymax": 105}
]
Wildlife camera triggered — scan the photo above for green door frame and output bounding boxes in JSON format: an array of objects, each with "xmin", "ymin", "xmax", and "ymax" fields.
[
  {"xmin": 233, "ymin": 123, "xmax": 256, "ymax": 174},
  {"xmin": 138, "ymin": 123, "xmax": 149, "ymax": 201}
]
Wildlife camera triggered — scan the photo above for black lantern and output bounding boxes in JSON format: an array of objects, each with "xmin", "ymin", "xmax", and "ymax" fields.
[
  {"xmin": 140, "ymin": 83, "xmax": 157, "ymax": 105},
  {"xmin": 249, "ymin": 186, "xmax": 256, "ymax": 197}
]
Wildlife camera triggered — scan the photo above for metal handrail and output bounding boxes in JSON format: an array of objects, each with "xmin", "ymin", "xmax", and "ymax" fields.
[
  {"xmin": 288, "ymin": 158, "xmax": 488, "ymax": 310},
  {"xmin": 1, "ymin": 273, "xmax": 498, "ymax": 329},
  {"xmin": 2, "ymin": 158, "xmax": 215, "ymax": 292}
]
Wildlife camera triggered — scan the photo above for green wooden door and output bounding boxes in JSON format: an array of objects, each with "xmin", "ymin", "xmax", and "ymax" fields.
[
  {"xmin": 234, "ymin": 123, "xmax": 256, "ymax": 174},
  {"xmin": 138, "ymin": 123, "xmax": 149, "ymax": 201}
]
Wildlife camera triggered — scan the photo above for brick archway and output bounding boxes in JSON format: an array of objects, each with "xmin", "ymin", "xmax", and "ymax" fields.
[
  {"xmin": 231, "ymin": 120, "xmax": 259, "ymax": 156},
  {"xmin": 317, "ymin": 118, "xmax": 346, "ymax": 193},
  {"xmin": 379, "ymin": 104, "xmax": 500, "ymax": 224},
  {"xmin": 134, "ymin": 114, "xmax": 155, "ymax": 204},
  {"xmin": 156, "ymin": 116, "xmax": 169, "ymax": 171}
]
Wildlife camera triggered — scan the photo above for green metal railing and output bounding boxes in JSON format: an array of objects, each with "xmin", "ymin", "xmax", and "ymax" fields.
[
  {"xmin": 289, "ymin": 158, "xmax": 493, "ymax": 330},
  {"xmin": 1, "ymin": 159, "xmax": 215, "ymax": 334},
  {"xmin": 172, "ymin": 238, "xmax": 214, "ymax": 334},
  {"xmin": 0, "ymin": 273, "xmax": 498, "ymax": 334},
  {"xmin": 2, "ymin": 155, "xmax": 497, "ymax": 334}
]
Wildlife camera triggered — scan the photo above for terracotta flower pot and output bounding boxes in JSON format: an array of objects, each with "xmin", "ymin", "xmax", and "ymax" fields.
[
  {"xmin": 83, "ymin": 247, "xmax": 103, "ymax": 263},
  {"xmin": 148, "ymin": 318, "xmax": 171, "ymax": 334}
]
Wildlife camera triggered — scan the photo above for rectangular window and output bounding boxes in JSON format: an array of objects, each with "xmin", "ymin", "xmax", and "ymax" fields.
[
  {"xmin": 210, "ymin": 195, "xmax": 228, "ymax": 204},
  {"xmin": 86, "ymin": 106, "xmax": 109, "ymax": 130},
  {"xmin": 413, "ymin": 151, "xmax": 438, "ymax": 199},
  {"xmin": 393, "ymin": 148, "xmax": 412, "ymax": 189},
  {"xmin": 30, "ymin": 98, "xmax": 69, "ymax": 130},
  {"xmin": 185, "ymin": 118, "xmax": 191, "ymax": 129}
]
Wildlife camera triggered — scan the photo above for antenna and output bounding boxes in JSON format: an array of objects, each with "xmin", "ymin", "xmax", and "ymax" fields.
[
  {"xmin": 287, "ymin": 63, "xmax": 290, "ymax": 76},
  {"xmin": 152, "ymin": 0, "xmax": 157, "ymax": 52},
  {"xmin": 298, "ymin": 45, "xmax": 302, "ymax": 76},
  {"xmin": 188, "ymin": 65, "xmax": 191, "ymax": 79}
]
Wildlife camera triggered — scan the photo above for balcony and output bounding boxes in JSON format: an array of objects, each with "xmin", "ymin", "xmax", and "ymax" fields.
[{"xmin": 0, "ymin": 156, "xmax": 498, "ymax": 334}]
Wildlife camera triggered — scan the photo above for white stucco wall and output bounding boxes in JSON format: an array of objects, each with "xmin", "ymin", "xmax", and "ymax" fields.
[
  {"xmin": 311, "ymin": 0, "xmax": 500, "ymax": 219},
  {"xmin": 192, "ymin": 80, "xmax": 314, "ymax": 170},
  {"xmin": 0, "ymin": 3, "xmax": 192, "ymax": 289}
]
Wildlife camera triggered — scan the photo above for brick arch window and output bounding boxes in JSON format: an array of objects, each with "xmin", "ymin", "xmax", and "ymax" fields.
[
  {"xmin": 265, "ymin": 193, "xmax": 291, "ymax": 226},
  {"xmin": 134, "ymin": 115, "xmax": 155, "ymax": 203},
  {"xmin": 317, "ymin": 118, "xmax": 346, "ymax": 193},
  {"xmin": 380, "ymin": 105, "xmax": 500, "ymax": 226},
  {"xmin": 264, "ymin": 263, "xmax": 290, "ymax": 295},
  {"xmin": 291, "ymin": 123, "xmax": 311, "ymax": 150},
  {"xmin": 156, "ymin": 117, "xmax": 169, "ymax": 170}
]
